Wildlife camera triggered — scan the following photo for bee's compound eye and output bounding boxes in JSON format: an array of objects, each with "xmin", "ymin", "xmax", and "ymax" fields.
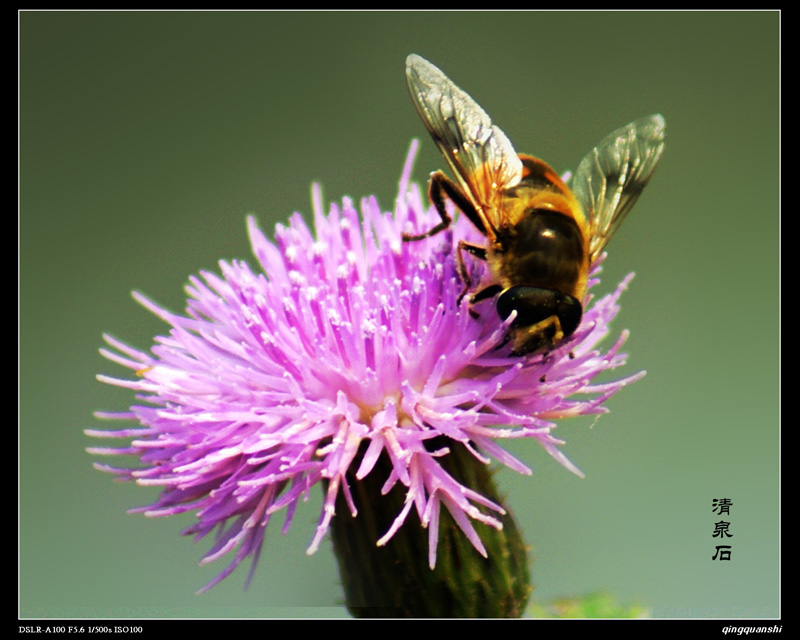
[{"xmin": 496, "ymin": 286, "xmax": 582, "ymax": 337}]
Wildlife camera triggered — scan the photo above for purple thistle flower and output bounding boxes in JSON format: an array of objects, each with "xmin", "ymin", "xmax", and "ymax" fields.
[{"xmin": 87, "ymin": 141, "xmax": 644, "ymax": 593}]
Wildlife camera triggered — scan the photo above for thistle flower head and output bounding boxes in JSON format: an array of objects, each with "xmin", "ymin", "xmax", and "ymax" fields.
[{"xmin": 88, "ymin": 142, "xmax": 643, "ymax": 593}]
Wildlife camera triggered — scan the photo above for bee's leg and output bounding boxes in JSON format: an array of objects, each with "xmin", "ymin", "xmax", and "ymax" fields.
[
  {"xmin": 455, "ymin": 241, "xmax": 500, "ymax": 318},
  {"xmin": 403, "ymin": 171, "xmax": 486, "ymax": 241},
  {"xmin": 464, "ymin": 282, "xmax": 502, "ymax": 319},
  {"xmin": 455, "ymin": 240, "xmax": 486, "ymax": 303},
  {"xmin": 431, "ymin": 172, "xmax": 487, "ymax": 235},
  {"xmin": 469, "ymin": 282, "xmax": 501, "ymax": 304}
]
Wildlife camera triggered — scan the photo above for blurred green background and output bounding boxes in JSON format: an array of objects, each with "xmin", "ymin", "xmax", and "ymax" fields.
[{"xmin": 20, "ymin": 11, "xmax": 778, "ymax": 618}]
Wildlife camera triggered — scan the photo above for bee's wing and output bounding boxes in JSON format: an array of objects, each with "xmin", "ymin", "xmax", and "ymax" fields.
[
  {"xmin": 406, "ymin": 54, "xmax": 522, "ymax": 231},
  {"xmin": 571, "ymin": 114, "xmax": 666, "ymax": 263}
]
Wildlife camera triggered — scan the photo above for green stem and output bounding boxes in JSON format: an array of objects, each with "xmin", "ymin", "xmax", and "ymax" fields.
[{"xmin": 329, "ymin": 439, "xmax": 531, "ymax": 618}]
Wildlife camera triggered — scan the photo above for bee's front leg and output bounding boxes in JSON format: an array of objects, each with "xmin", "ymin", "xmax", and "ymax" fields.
[{"xmin": 454, "ymin": 240, "xmax": 488, "ymax": 304}]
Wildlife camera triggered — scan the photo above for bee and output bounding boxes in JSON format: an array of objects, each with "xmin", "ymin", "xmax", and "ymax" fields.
[{"xmin": 403, "ymin": 54, "xmax": 666, "ymax": 356}]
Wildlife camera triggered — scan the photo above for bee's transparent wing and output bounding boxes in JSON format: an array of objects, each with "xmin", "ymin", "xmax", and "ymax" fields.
[
  {"xmin": 405, "ymin": 54, "xmax": 522, "ymax": 229},
  {"xmin": 571, "ymin": 114, "xmax": 666, "ymax": 262}
]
